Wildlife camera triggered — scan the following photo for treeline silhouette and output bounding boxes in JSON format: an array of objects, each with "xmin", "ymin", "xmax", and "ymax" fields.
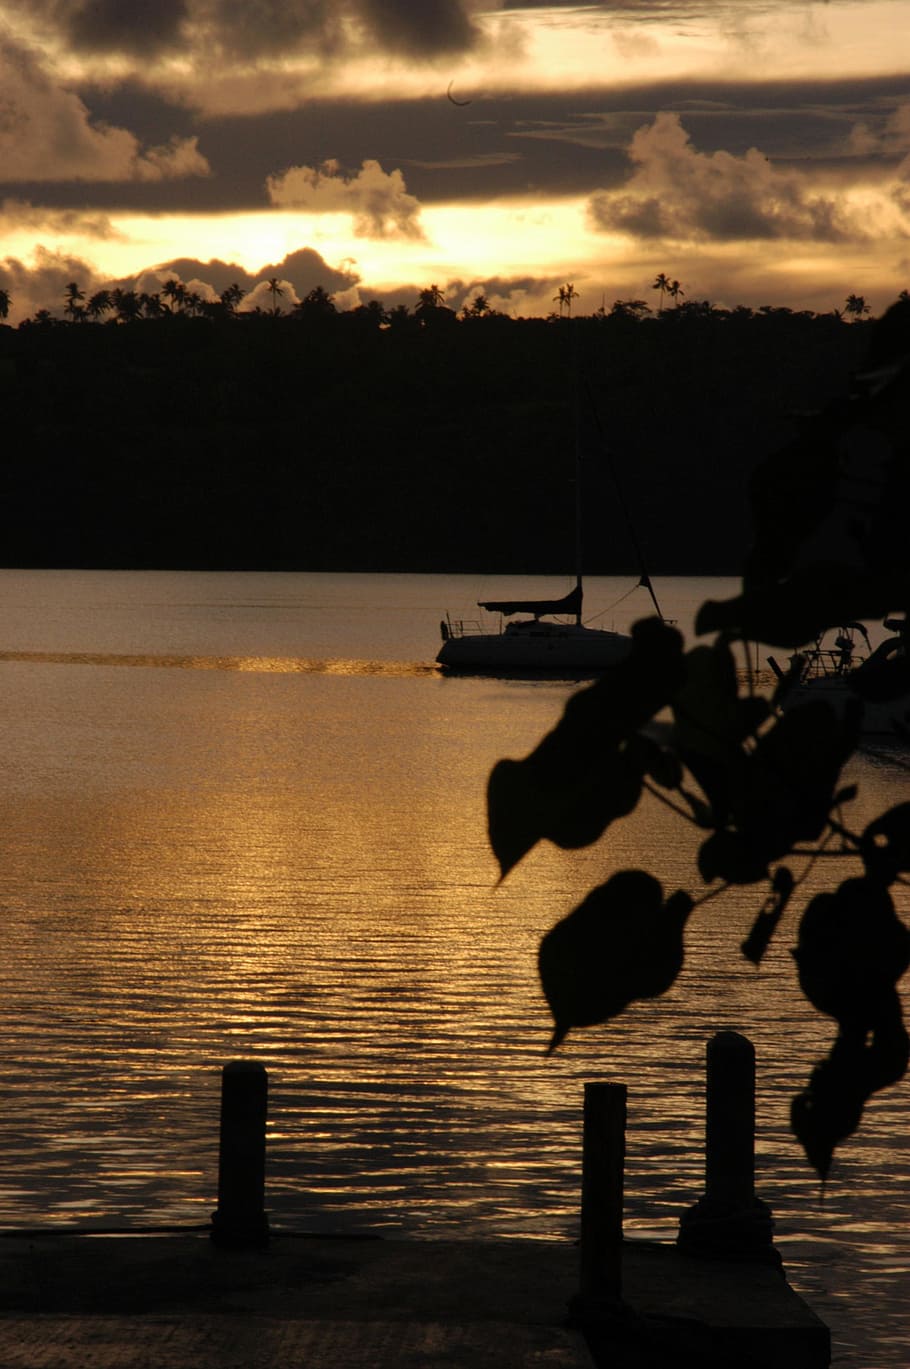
[{"xmin": 0, "ymin": 294, "xmax": 875, "ymax": 573}]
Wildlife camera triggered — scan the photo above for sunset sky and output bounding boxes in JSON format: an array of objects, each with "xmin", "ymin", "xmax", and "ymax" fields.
[{"xmin": 1, "ymin": 0, "xmax": 909, "ymax": 322}]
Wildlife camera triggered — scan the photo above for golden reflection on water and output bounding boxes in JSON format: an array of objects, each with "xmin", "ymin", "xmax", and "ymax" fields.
[{"xmin": 0, "ymin": 606, "xmax": 906, "ymax": 1363}]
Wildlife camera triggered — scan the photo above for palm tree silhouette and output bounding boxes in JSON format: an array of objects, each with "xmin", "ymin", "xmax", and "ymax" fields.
[
  {"xmin": 296, "ymin": 285, "xmax": 336, "ymax": 317},
  {"xmin": 667, "ymin": 279, "xmax": 684, "ymax": 307},
  {"xmin": 64, "ymin": 281, "xmax": 86, "ymax": 322},
  {"xmin": 464, "ymin": 293, "xmax": 491, "ymax": 317},
  {"xmin": 161, "ymin": 278, "xmax": 187, "ymax": 313},
  {"xmin": 220, "ymin": 283, "xmax": 245, "ymax": 315},
  {"xmin": 0, "ymin": 288, "xmax": 10, "ymax": 320},
  {"xmin": 111, "ymin": 288, "xmax": 142, "ymax": 322},
  {"xmin": 267, "ymin": 278, "xmax": 285, "ymax": 315},
  {"xmin": 845, "ymin": 293, "xmax": 870, "ymax": 320},
  {"xmin": 416, "ymin": 285, "xmax": 446, "ymax": 322},
  {"xmin": 554, "ymin": 283, "xmax": 578, "ymax": 317},
  {"xmin": 652, "ymin": 273, "xmax": 671, "ymax": 312},
  {"xmin": 86, "ymin": 290, "xmax": 112, "ymax": 322},
  {"xmin": 141, "ymin": 292, "xmax": 165, "ymax": 318}
]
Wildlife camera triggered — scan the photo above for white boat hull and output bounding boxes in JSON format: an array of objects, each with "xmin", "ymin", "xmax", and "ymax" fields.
[{"xmin": 436, "ymin": 621, "xmax": 631, "ymax": 673}]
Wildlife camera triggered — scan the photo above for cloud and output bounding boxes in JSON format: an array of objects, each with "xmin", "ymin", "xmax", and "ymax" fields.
[
  {"xmin": 132, "ymin": 248, "xmax": 358, "ymax": 301},
  {"xmin": 238, "ymin": 277, "xmax": 300, "ymax": 313},
  {"xmin": 193, "ymin": 0, "xmax": 481, "ymax": 61},
  {"xmin": 0, "ymin": 244, "xmax": 358, "ymax": 324},
  {"xmin": 267, "ymin": 158, "xmax": 426, "ymax": 238},
  {"xmin": 62, "ymin": 0, "xmax": 189, "ymax": 56},
  {"xmin": 588, "ymin": 111, "xmax": 860, "ymax": 242},
  {"xmin": 12, "ymin": 0, "xmax": 483, "ymax": 63},
  {"xmin": 356, "ymin": 0, "xmax": 479, "ymax": 57},
  {"xmin": 0, "ymin": 34, "xmax": 211, "ymax": 183},
  {"xmin": 0, "ymin": 198, "xmax": 123, "ymax": 238},
  {"xmin": 0, "ymin": 245, "xmax": 104, "ymax": 323}
]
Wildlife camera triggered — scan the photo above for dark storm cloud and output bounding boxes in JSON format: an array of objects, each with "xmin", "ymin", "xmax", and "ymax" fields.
[
  {"xmin": 197, "ymin": 0, "xmax": 482, "ymax": 59},
  {"xmin": 358, "ymin": 0, "xmax": 478, "ymax": 56},
  {"xmin": 61, "ymin": 0, "xmax": 189, "ymax": 56},
  {"xmin": 195, "ymin": 0, "xmax": 343, "ymax": 58},
  {"xmin": 8, "ymin": 0, "xmax": 482, "ymax": 61}
]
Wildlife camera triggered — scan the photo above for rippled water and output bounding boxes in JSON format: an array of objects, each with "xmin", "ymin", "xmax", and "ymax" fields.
[{"xmin": 0, "ymin": 570, "xmax": 906, "ymax": 1365}]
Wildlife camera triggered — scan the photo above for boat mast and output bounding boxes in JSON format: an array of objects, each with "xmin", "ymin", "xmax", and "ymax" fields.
[
  {"xmin": 574, "ymin": 397, "xmax": 583, "ymax": 626},
  {"xmin": 572, "ymin": 322, "xmax": 583, "ymax": 626},
  {"xmin": 581, "ymin": 374, "xmax": 665, "ymax": 622}
]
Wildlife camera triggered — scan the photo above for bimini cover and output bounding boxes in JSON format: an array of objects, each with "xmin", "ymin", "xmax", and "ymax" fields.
[{"xmin": 478, "ymin": 584, "xmax": 582, "ymax": 619}]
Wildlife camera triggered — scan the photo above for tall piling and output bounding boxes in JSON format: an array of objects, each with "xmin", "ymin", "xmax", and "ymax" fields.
[
  {"xmin": 678, "ymin": 1031, "xmax": 777, "ymax": 1263},
  {"xmin": 210, "ymin": 1060, "xmax": 269, "ymax": 1249},
  {"xmin": 574, "ymin": 1081, "xmax": 627, "ymax": 1316}
]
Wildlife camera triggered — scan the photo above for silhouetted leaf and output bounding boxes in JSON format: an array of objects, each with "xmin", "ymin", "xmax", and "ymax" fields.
[
  {"xmin": 694, "ymin": 701, "xmax": 857, "ymax": 884},
  {"xmin": 738, "ymin": 699, "xmax": 859, "ymax": 848},
  {"xmin": 738, "ymin": 695, "xmax": 772, "ymax": 734},
  {"xmin": 696, "ymin": 564, "xmax": 896, "ymax": 648},
  {"xmin": 698, "ymin": 829, "xmax": 770, "ymax": 884},
  {"xmin": 624, "ymin": 732, "xmax": 683, "ymax": 789},
  {"xmin": 791, "ymin": 1047, "xmax": 867, "ymax": 1181},
  {"xmin": 851, "ymin": 652, "xmax": 910, "ymax": 703},
  {"xmin": 864, "ymin": 992, "xmax": 910, "ymax": 1092},
  {"xmin": 487, "ymin": 618, "xmax": 684, "ymax": 877},
  {"xmin": 741, "ymin": 866, "xmax": 795, "ymax": 965},
  {"xmin": 539, "ymin": 872, "xmax": 693, "ymax": 1051},
  {"xmin": 487, "ymin": 745, "xmax": 642, "ymax": 879},
  {"xmin": 793, "ymin": 877, "xmax": 910, "ymax": 1032},
  {"xmin": 770, "ymin": 654, "xmax": 804, "ymax": 708},
  {"xmin": 672, "ymin": 639, "xmax": 746, "ymax": 820},
  {"xmin": 680, "ymin": 787, "xmax": 714, "ymax": 828},
  {"xmin": 792, "ymin": 1000, "xmax": 910, "ymax": 1178},
  {"xmin": 860, "ymin": 802, "xmax": 910, "ymax": 883}
]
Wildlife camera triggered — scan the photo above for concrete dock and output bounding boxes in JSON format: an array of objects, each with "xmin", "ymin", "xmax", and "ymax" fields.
[{"xmin": 0, "ymin": 1229, "xmax": 830, "ymax": 1368}]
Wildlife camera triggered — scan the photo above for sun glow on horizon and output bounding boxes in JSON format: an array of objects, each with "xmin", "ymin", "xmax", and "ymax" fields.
[{"xmin": 4, "ymin": 179, "xmax": 909, "ymax": 320}]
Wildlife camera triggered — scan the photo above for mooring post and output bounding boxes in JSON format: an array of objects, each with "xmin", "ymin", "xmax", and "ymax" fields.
[
  {"xmin": 210, "ymin": 1060, "xmax": 269, "ymax": 1248},
  {"xmin": 678, "ymin": 1031, "xmax": 777, "ymax": 1263},
  {"xmin": 576, "ymin": 1081, "xmax": 626, "ymax": 1313},
  {"xmin": 705, "ymin": 1030, "xmax": 756, "ymax": 1207}
]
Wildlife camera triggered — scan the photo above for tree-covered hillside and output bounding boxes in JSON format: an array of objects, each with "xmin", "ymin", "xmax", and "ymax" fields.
[{"xmin": 0, "ymin": 304, "xmax": 873, "ymax": 572}]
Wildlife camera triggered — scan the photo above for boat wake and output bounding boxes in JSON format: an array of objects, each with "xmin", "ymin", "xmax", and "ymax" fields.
[{"xmin": 0, "ymin": 651, "xmax": 438, "ymax": 678}]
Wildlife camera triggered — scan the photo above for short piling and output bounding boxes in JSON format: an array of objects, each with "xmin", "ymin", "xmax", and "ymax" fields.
[
  {"xmin": 574, "ymin": 1081, "xmax": 626, "ymax": 1316},
  {"xmin": 678, "ymin": 1031, "xmax": 777, "ymax": 1262},
  {"xmin": 210, "ymin": 1061, "xmax": 269, "ymax": 1249}
]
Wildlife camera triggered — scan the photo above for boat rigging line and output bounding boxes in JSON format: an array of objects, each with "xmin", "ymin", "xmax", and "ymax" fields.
[{"xmin": 580, "ymin": 372, "xmax": 666, "ymax": 624}]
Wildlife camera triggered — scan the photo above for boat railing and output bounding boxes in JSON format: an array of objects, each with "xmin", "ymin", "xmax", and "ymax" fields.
[
  {"xmin": 791, "ymin": 630, "xmax": 867, "ymax": 683},
  {"xmin": 442, "ymin": 614, "xmax": 495, "ymax": 639}
]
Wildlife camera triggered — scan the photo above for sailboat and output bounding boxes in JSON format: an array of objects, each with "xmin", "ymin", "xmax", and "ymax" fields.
[
  {"xmin": 436, "ymin": 411, "xmax": 663, "ymax": 674},
  {"xmin": 435, "ymin": 572, "xmax": 658, "ymax": 673},
  {"xmin": 770, "ymin": 616, "xmax": 909, "ymax": 740}
]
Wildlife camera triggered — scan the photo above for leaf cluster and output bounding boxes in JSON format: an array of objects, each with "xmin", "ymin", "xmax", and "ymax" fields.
[{"xmin": 487, "ymin": 296, "xmax": 910, "ymax": 1177}]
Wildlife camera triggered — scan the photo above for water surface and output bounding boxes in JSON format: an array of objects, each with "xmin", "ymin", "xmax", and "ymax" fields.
[{"xmin": 0, "ymin": 569, "xmax": 906, "ymax": 1365}]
